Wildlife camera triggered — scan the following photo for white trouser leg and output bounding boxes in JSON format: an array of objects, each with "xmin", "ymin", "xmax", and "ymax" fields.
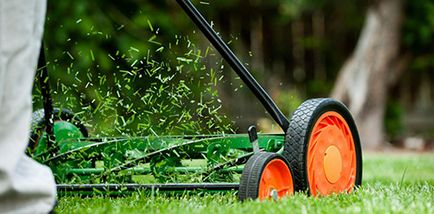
[{"xmin": 0, "ymin": 0, "xmax": 56, "ymax": 213}]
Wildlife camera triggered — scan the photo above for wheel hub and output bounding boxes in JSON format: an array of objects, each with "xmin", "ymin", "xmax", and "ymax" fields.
[
  {"xmin": 306, "ymin": 111, "xmax": 357, "ymax": 195},
  {"xmin": 270, "ymin": 188, "xmax": 278, "ymax": 201},
  {"xmin": 323, "ymin": 145, "xmax": 342, "ymax": 183}
]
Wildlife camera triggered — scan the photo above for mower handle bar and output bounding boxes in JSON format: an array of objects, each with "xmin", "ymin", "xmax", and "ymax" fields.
[{"xmin": 176, "ymin": 0, "xmax": 290, "ymax": 131}]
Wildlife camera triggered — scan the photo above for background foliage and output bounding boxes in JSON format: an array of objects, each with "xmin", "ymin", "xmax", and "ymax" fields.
[{"xmin": 34, "ymin": 0, "xmax": 434, "ymax": 142}]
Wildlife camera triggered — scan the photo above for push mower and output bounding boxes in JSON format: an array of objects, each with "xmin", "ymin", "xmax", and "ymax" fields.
[{"xmin": 30, "ymin": 0, "xmax": 362, "ymax": 200}]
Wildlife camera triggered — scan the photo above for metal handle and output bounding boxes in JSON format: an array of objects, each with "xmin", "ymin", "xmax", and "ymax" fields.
[
  {"xmin": 38, "ymin": 44, "xmax": 57, "ymax": 153},
  {"xmin": 248, "ymin": 126, "xmax": 259, "ymax": 153},
  {"xmin": 175, "ymin": 0, "xmax": 290, "ymax": 131}
]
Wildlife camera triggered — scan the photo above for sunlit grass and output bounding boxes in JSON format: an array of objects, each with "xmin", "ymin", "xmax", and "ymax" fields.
[{"xmin": 56, "ymin": 153, "xmax": 434, "ymax": 213}]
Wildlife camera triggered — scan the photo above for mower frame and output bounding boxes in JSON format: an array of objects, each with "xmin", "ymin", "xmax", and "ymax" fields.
[{"xmin": 33, "ymin": 0, "xmax": 362, "ymax": 197}]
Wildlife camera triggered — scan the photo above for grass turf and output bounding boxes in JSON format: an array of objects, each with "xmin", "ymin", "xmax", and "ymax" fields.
[{"xmin": 56, "ymin": 153, "xmax": 434, "ymax": 213}]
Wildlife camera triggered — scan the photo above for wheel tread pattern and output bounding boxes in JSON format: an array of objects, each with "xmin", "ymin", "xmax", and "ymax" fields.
[
  {"xmin": 283, "ymin": 98, "xmax": 362, "ymax": 193},
  {"xmin": 238, "ymin": 152, "xmax": 292, "ymax": 201}
]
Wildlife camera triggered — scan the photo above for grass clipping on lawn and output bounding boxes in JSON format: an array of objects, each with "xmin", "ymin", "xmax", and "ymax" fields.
[{"xmin": 56, "ymin": 154, "xmax": 434, "ymax": 214}]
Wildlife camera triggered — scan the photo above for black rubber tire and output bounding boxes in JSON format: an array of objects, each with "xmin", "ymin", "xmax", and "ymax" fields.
[
  {"xmin": 238, "ymin": 152, "xmax": 293, "ymax": 201},
  {"xmin": 283, "ymin": 98, "xmax": 362, "ymax": 193},
  {"xmin": 29, "ymin": 108, "xmax": 88, "ymax": 150}
]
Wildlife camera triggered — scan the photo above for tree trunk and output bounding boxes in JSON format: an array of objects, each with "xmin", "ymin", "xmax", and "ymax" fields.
[{"xmin": 331, "ymin": 0, "xmax": 403, "ymax": 149}]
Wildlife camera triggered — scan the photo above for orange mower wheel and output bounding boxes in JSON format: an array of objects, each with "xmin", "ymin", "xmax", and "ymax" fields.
[
  {"xmin": 283, "ymin": 98, "xmax": 362, "ymax": 196},
  {"xmin": 238, "ymin": 152, "xmax": 294, "ymax": 201}
]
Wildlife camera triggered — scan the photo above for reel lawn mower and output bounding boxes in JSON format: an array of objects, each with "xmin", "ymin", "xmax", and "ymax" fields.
[{"xmin": 30, "ymin": 0, "xmax": 362, "ymax": 200}]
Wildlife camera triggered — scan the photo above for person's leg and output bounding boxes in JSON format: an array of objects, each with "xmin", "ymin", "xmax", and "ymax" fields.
[{"xmin": 0, "ymin": 0, "xmax": 56, "ymax": 213}]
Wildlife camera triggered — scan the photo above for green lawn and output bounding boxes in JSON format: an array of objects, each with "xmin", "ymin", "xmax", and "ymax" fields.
[{"xmin": 57, "ymin": 153, "xmax": 434, "ymax": 213}]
